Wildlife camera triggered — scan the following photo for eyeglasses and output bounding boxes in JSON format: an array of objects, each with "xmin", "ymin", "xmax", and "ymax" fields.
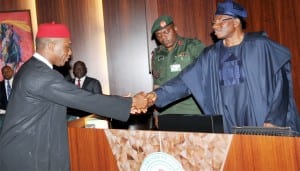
[{"xmin": 211, "ymin": 17, "xmax": 234, "ymax": 26}]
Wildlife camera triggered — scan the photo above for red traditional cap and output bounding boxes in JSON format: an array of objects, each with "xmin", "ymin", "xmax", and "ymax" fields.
[{"xmin": 36, "ymin": 22, "xmax": 70, "ymax": 38}]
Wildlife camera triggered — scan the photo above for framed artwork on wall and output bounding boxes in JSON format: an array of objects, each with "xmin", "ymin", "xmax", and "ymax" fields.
[{"xmin": 0, "ymin": 10, "xmax": 34, "ymax": 80}]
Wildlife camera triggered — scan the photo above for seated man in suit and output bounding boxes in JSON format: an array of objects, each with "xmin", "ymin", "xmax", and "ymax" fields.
[
  {"xmin": 0, "ymin": 65, "xmax": 14, "ymax": 131},
  {"xmin": 67, "ymin": 60, "xmax": 103, "ymax": 119}
]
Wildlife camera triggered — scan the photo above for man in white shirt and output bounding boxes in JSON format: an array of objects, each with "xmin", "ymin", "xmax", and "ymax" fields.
[
  {"xmin": 0, "ymin": 65, "xmax": 14, "ymax": 110},
  {"xmin": 0, "ymin": 65, "xmax": 14, "ymax": 132},
  {"xmin": 0, "ymin": 22, "xmax": 148, "ymax": 171}
]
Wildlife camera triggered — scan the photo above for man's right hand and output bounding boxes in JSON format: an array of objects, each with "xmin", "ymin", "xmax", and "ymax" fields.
[
  {"xmin": 145, "ymin": 91, "xmax": 157, "ymax": 107},
  {"xmin": 131, "ymin": 91, "xmax": 148, "ymax": 114},
  {"xmin": 130, "ymin": 91, "xmax": 157, "ymax": 114}
]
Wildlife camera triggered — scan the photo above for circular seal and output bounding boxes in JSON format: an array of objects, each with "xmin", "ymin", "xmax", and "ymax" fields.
[{"xmin": 140, "ymin": 152, "xmax": 184, "ymax": 171}]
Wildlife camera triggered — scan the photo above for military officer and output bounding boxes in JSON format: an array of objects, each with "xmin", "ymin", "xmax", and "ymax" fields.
[{"xmin": 151, "ymin": 15, "xmax": 206, "ymax": 128}]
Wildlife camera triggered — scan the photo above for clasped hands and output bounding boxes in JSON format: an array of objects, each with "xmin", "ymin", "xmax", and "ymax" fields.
[{"xmin": 130, "ymin": 91, "xmax": 157, "ymax": 114}]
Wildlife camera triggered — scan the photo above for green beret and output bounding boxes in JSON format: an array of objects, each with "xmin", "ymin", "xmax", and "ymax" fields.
[{"xmin": 151, "ymin": 15, "xmax": 174, "ymax": 35}]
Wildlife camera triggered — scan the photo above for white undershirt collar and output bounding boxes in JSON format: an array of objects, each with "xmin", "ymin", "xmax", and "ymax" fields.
[
  {"xmin": 75, "ymin": 76, "xmax": 86, "ymax": 88},
  {"xmin": 33, "ymin": 52, "xmax": 53, "ymax": 69}
]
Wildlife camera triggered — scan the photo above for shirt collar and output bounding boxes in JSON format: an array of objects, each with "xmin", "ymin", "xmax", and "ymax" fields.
[
  {"xmin": 75, "ymin": 76, "xmax": 86, "ymax": 82},
  {"xmin": 33, "ymin": 52, "xmax": 53, "ymax": 69},
  {"xmin": 5, "ymin": 78, "xmax": 13, "ymax": 85}
]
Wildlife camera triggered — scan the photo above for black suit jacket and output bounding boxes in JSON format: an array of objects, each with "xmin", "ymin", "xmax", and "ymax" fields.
[
  {"xmin": 71, "ymin": 76, "xmax": 102, "ymax": 94},
  {"xmin": 0, "ymin": 81, "xmax": 8, "ymax": 110},
  {"xmin": 0, "ymin": 57, "xmax": 131, "ymax": 171},
  {"xmin": 68, "ymin": 76, "xmax": 102, "ymax": 117}
]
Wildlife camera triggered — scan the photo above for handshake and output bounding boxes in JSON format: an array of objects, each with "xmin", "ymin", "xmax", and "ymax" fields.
[{"xmin": 130, "ymin": 91, "xmax": 157, "ymax": 114}]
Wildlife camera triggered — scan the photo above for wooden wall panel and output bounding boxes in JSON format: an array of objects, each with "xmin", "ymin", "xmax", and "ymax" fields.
[
  {"xmin": 236, "ymin": 0, "xmax": 300, "ymax": 109},
  {"xmin": 145, "ymin": 0, "xmax": 158, "ymax": 65},
  {"xmin": 0, "ymin": 0, "xmax": 33, "ymax": 10},
  {"xmin": 239, "ymin": 0, "xmax": 281, "ymax": 40},
  {"xmin": 277, "ymin": 0, "xmax": 300, "ymax": 108},
  {"xmin": 155, "ymin": 0, "xmax": 216, "ymax": 46},
  {"xmin": 102, "ymin": 0, "xmax": 152, "ymax": 95}
]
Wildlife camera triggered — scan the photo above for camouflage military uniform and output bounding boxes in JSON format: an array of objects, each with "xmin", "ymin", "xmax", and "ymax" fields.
[{"xmin": 152, "ymin": 36, "xmax": 205, "ymax": 115}]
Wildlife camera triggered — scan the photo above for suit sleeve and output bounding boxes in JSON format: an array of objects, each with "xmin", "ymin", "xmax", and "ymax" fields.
[
  {"xmin": 33, "ymin": 73, "xmax": 131, "ymax": 121},
  {"xmin": 154, "ymin": 76, "xmax": 191, "ymax": 108}
]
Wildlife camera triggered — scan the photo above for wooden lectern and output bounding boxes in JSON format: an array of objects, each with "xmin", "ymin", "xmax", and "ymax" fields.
[{"xmin": 68, "ymin": 115, "xmax": 300, "ymax": 171}]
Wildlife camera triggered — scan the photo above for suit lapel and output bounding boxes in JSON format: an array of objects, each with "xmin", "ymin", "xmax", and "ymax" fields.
[{"xmin": 82, "ymin": 77, "xmax": 90, "ymax": 89}]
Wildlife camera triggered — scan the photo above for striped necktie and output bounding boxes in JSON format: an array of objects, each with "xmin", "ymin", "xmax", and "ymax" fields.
[{"xmin": 6, "ymin": 80, "xmax": 11, "ymax": 99}]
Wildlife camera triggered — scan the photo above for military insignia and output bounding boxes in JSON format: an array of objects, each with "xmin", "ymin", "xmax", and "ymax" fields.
[
  {"xmin": 176, "ymin": 52, "xmax": 189, "ymax": 58},
  {"xmin": 160, "ymin": 20, "xmax": 167, "ymax": 28},
  {"xmin": 158, "ymin": 56, "xmax": 164, "ymax": 61}
]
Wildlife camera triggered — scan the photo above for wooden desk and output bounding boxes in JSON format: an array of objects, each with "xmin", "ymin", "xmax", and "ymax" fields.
[
  {"xmin": 223, "ymin": 135, "xmax": 300, "ymax": 170},
  {"xmin": 68, "ymin": 116, "xmax": 300, "ymax": 171}
]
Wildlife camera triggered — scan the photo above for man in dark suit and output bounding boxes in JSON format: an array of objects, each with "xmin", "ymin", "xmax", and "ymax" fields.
[
  {"xmin": 0, "ymin": 22, "xmax": 148, "ymax": 171},
  {"xmin": 0, "ymin": 65, "xmax": 14, "ymax": 110},
  {"xmin": 72, "ymin": 60, "xmax": 102, "ymax": 94},
  {"xmin": 0, "ymin": 65, "xmax": 14, "ymax": 131},
  {"xmin": 67, "ymin": 60, "xmax": 103, "ymax": 118}
]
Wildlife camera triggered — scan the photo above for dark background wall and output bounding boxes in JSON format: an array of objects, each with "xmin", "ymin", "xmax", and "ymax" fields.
[
  {"xmin": 1, "ymin": 0, "xmax": 300, "ymax": 109},
  {"xmin": 102, "ymin": 0, "xmax": 152, "ymax": 95}
]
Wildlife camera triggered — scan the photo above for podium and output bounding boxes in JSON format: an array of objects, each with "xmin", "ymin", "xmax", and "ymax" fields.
[{"xmin": 68, "ymin": 115, "xmax": 300, "ymax": 171}]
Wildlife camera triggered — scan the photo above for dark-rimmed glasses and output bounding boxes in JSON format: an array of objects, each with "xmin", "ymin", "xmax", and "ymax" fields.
[{"xmin": 211, "ymin": 17, "xmax": 234, "ymax": 26}]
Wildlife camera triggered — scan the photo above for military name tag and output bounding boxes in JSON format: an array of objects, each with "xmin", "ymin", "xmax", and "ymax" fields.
[{"xmin": 170, "ymin": 64, "xmax": 181, "ymax": 72}]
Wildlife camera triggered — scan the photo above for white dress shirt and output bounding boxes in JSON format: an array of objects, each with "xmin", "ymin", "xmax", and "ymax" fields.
[
  {"xmin": 5, "ymin": 78, "xmax": 13, "ymax": 100},
  {"xmin": 75, "ymin": 76, "xmax": 86, "ymax": 88}
]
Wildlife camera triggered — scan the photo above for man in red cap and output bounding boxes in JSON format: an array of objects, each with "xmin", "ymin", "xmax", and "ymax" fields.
[{"xmin": 0, "ymin": 22, "xmax": 148, "ymax": 170}]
